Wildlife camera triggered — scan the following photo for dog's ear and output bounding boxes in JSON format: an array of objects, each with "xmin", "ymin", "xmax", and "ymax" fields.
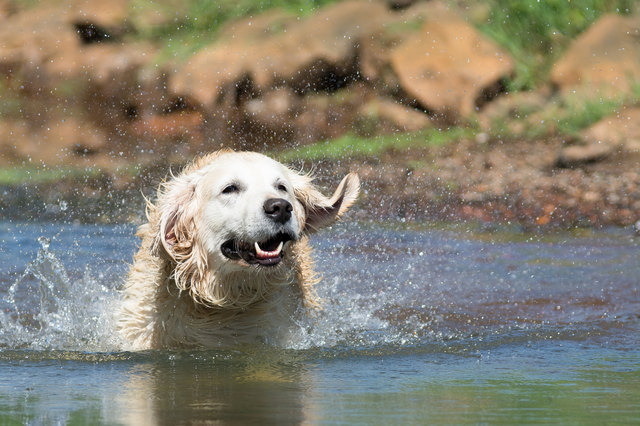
[
  {"xmin": 291, "ymin": 172, "xmax": 360, "ymax": 232},
  {"xmin": 151, "ymin": 172, "xmax": 211, "ymax": 298},
  {"xmin": 152, "ymin": 174, "xmax": 200, "ymax": 263}
]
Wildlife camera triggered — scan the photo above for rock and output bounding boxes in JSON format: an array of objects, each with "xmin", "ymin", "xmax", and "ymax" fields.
[
  {"xmin": 0, "ymin": 0, "xmax": 140, "ymax": 84},
  {"xmin": 72, "ymin": 0, "xmax": 130, "ymax": 30},
  {"xmin": 241, "ymin": 88, "xmax": 300, "ymax": 144},
  {"xmin": 558, "ymin": 106, "xmax": 640, "ymax": 166},
  {"xmin": 244, "ymin": 88, "xmax": 299, "ymax": 122},
  {"xmin": 0, "ymin": 118, "xmax": 108, "ymax": 165},
  {"xmin": 550, "ymin": 14, "xmax": 640, "ymax": 96},
  {"xmin": 477, "ymin": 90, "xmax": 550, "ymax": 132},
  {"xmin": 581, "ymin": 107, "xmax": 640, "ymax": 152},
  {"xmin": 0, "ymin": 8, "xmax": 78, "ymax": 77},
  {"xmin": 557, "ymin": 141, "xmax": 616, "ymax": 167},
  {"xmin": 387, "ymin": 0, "xmax": 417, "ymax": 10},
  {"xmin": 130, "ymin": 112, "xmax": 204, "ymax": 143},
  {"xmin": 0, "ymin": 1, "xmax": 10, "ymax": 20},
  {"xmin": 389, "ymin": 4, "xmax": 514, "ymax": 120},
  {"xmin": 360, "ymin": 97, "xmax": 431, "ymax": 132},
  {"xmin": 170, "ymin": 0, "xmax": 393, "ymax": 107}
]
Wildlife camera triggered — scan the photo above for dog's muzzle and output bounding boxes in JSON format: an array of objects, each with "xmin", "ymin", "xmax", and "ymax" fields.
[{"xmin": 221, "ymin": 232, "xmax": 295, "ymax": 266}]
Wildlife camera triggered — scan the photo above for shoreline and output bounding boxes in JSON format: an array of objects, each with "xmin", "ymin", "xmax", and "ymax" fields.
[{"xmin": 2, "ymin": 137, "xmax": 638, "ymax": 229}]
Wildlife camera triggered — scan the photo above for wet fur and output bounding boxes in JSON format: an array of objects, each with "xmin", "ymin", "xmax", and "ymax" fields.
[{"xmin": 117, "ymin": 150, "xmax": 359, "ymax": 349}]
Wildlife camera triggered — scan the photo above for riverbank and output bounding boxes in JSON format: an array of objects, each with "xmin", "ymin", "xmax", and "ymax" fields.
[
  {"xmin": 1, "ymin": 0, "xmax": 639, "ymax": 228},
  {"xmin": 2, "ymin": 131, "xmax": 639, "ymax": 228}
]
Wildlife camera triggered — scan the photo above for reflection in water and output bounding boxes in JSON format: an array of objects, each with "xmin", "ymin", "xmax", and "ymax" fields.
[
  {"xmin": 113, "ymin": 352, "xmax": 310, "ymax": 424},
  {"xmin": 112, "ymin": 351, "xmax": 312, "ymax": 425},
  {"xmin": 0, "ymin": 221, "xmax": 638, "ymax": 423}
]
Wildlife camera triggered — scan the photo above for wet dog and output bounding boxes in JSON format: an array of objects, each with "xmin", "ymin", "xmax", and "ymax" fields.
[{"xmin": 117, "ymin": 150, "xmax": 359, "ymax": 349}]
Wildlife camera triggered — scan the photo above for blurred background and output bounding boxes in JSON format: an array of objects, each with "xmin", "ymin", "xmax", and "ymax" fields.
[{"xmin": 0, "ymin": 0, "xmax": 638, "ymax": 226}]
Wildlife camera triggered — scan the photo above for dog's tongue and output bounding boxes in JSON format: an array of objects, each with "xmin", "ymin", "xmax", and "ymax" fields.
[{"xmin": 254, "ymin": 241, "xmax": 283, "ymax": 259}]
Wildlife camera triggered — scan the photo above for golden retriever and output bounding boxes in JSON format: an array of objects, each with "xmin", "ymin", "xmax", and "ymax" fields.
[{"xmin": 117, "ymin": 150, "xmax": 360, "ymax": 349}]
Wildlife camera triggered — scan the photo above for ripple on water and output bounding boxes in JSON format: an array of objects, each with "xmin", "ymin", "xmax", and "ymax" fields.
[{"xmin": 0, "ymin": 221, "xmax": 638, "ymax": 356}]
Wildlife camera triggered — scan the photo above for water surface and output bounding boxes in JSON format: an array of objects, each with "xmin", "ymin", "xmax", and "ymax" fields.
[{"xmin": 0, "ymin": 221, "xmax": 638, "ymax": 424}]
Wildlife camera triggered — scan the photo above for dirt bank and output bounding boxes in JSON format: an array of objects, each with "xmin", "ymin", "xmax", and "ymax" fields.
[
  {"xmin": 2, "ymin": 133, "xmax": 638, "ymax": 229},
  {"xmin": 0, "ymin": 1, "xmax": 639, "ymax": 228}
]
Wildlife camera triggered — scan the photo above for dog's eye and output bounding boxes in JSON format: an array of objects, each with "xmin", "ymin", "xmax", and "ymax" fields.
[
  {"xmin": 221, "ymin": 184, "xmax": 239, "ymax": 194},
  {"xmin": 277, "ymin": 183, "xmax": 288, "ymax": 192}
]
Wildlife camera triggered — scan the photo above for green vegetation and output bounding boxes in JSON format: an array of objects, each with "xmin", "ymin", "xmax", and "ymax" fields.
[
  {"xmin": 0, "ymin": 80, "xmax": 24, "ymax": 118},
  {"xmin": 276, "ymin": 127, "xmax": 472, "ymax": 162},
  {"xmin": 130, "ymin": 0, "xmax": 338, "ymax": 62},
  {"xmin": 477, "ymin": 0, "xmax": 636, "ymax": 90},
  {"xmin": 555, "ymin": 93, "xmax": 623, "ymax": 136},
  {"xmin": 0, "ymin": 166, "xmax": 102, "ymax": 185},
  {"xmin": 488, "ymin": 81, "xmax": 640, "ymax": 141}
]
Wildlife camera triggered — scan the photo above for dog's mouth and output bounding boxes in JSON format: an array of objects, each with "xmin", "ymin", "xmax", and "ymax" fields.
[{"xmin": 220, "ymin": 232, "xmax": 295, "ymax": 266}]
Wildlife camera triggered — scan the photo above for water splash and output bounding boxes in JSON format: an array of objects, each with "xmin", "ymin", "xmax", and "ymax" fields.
[
  {"xmin": 1, "ymin": 236, "xmax": 121, "ymax": 351},
  {"xmin": 1, "ymin": 223, "xmax": 636, "ymax": 353}
]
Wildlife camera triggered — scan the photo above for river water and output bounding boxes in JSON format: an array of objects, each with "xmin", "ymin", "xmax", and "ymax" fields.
[{"xmin": 0, "ymin": 221, "xmax": 638, "ymax": 424}]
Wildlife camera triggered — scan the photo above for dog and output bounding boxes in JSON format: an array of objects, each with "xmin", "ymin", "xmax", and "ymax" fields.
[{"xmin": 117, "ymin": 150, "xmax": 360, "ymax": 349}]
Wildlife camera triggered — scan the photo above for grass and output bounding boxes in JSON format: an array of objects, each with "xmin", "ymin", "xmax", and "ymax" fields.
[
  {"xmin": 275, "ymin": 127, "xmax": 472, "ymax": 162},
  {"xmin": 0, "ymin": 166, "xmax": 103, "ymax": 185},
  {"xmin": 556, "ymin": 94, "xmax": 623, "ymax": 136},
  {"xmin": 476, "ymin": 0, "xmax": 636, "ymax": 90},
  {"xmin": 488, "ymin": 80, "xmax": 640, "ymax": 141},
  {"xmin": 129, "ymin": 0, "xmax": 339, "ymax": 63}
]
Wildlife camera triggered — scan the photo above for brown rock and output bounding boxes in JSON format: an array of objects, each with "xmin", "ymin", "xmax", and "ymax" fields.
[
  {"xmin": 557, "ymin": 141, "xmax": 616, "ymax": 166},
  {"xmin": 244, "ymin": 88, "xmax": 299, "ymax": 122},
  {"xmin": 131, "ymin": 112, "xmax": 204, "ymax": 142},
  {"xmin": 0, "ymin": 8, "xmax": 78, "ymax": 76},
  {"xmin": 476, "ymin": 90, "xmax": 550, "ymax": 132},
  {"xmin": 581, "ymin": 107, "xmax": 640, "ymax": 152},
  {"xmin": 170, "ymin": 0, "xmax": 394, "ymax": 107},
  {"xmin": 0, "ymin": 118, "xmax": 108, "ymax": 165},
  {"xmin": 550, "ymin": 14, "xmax": 640, "ymax": 96},
  {"xmin": 360, "ymin": 98, "xmax": 431, "ymax": 131},
  {"xmin": 389, "ymin": 4, "xmax": 513, "ymax": 120},
  {"xmin": 0, "ymin": 1, "xmax": 10, "ymax": 20},
  {"xmin": 0, "ymin": 1, "xmax": 141, "ymax": 84},
  {"xmin": 558, "ymin": 106, "xmax": 640, "ymax": 166},
  {"xmin": 72, "ymin": 0, "xmax": 130, "ymax": 30}
]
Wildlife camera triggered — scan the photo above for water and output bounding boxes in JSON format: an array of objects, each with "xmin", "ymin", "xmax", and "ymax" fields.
[{"xmin": 0, "ymin": 221, "xmax": 639, "ymax": 424}]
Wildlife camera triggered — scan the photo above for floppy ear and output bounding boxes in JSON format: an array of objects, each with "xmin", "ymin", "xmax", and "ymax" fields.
[
  {"xmin": 150, "ymin": 172, "xmax": 212, "ymax": 298},
  {"xmin": 291, "ymin": 172, "xmax": 360, "ymax": 232},
  {"xmin": 152, "ymin": 174, "xmax": 200, "ymax": 262}
]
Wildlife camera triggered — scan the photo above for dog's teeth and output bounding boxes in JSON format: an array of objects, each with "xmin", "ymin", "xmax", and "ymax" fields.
[{"xmin": 254, "ymin": 241, "xmax": 284, "ymax": 259}]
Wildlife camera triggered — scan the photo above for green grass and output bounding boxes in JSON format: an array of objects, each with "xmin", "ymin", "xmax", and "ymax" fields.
[
  {"xmin": 489, "ymin": 80, "xmax": 640, "ymax": 140},
  {"xmin": 130, "ymin": 0, "xmax": 339, "ymax": 63},
  {"xmin": 0, "ymin": 166, "xmax": 103, "ymax": 185},
  {"xmin": 276, "ymin": 127, "xmax": 472, "ymax": 162},
  {"xmin": 477, "ymin": 0, "xmax": 636, "ymax": 90},
  {"xmin": 555, "ymin": 94, "xmax": 622, "ymax": 136}
]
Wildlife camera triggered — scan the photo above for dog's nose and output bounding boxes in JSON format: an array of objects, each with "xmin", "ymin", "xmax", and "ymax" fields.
[{"xmin": 263, "ymin": 198, "xmax": 293, "ymax": 224}]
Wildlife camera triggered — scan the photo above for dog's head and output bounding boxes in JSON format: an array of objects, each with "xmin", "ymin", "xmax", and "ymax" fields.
[{"xmin": 151, "ymin": 150, "xmax": 359, "ymax": 281}]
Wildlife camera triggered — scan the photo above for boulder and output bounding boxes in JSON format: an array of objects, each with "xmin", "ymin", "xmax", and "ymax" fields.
[
  {"xmin": 557, "ymin": 140, "xmax": 617, "ymax": 167},
  {"xmin": 389, "ymin": 4, "xmax": 514, "ymax": 120},
  {"xmin": 557, "ymin": 106, "xmax": 640, "ymax": 166},
  {"xmin": 476, "ymin": 90, "xmax": 550, "ymax": 132},
  {"xmin": 0, "ymin": 1, "xmax": 9, "ymax": 20},
  {"xmin": 0, "ymin": 0, "xmax": 138, "ymax": 84},
  {"xmin": 550, "ymin": 14, "xmax": 640, "ymax": 96},
  {"xmin": 72, "ymin": 0, "xmax": 130, "ymax": 30},
  {"xmin": 170, "ymin": 0, "xmax": 394, "ymax": 107},
  {"xmin": 360, "ymin": 97, "xmax": 431, "ymax": 131},
  {"xmin": 0, "ymin": 117, "xmax": 108, "ymax": 165}
]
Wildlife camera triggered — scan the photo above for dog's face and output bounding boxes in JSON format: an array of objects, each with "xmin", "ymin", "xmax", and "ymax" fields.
[
  {"xmin": 198, "ymin": 153, "xmax": 302, "ymax": 268},
  {"xmin": 154, "ymin": 151, "xmax": 359, "ymax": 274}
]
